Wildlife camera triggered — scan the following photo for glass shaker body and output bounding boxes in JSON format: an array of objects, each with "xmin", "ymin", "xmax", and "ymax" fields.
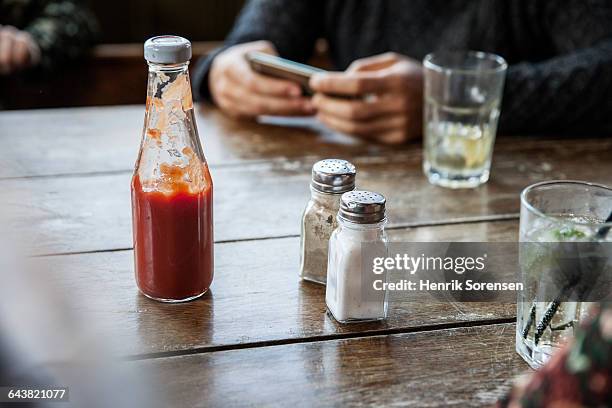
[
  {"xmin": 326, "ymin": 215, "xmax": 389, "ymax": 323},
  {"xmin": 300, "ymin": 187, "xmax": 344, "ymax": 284},
  {"xmin": 300, "ymin": 159, "xmax": 356, "ymax": 285},
  {"xmin": 131, "ymin": 37, "xmax": 214, "ymax": 302}
]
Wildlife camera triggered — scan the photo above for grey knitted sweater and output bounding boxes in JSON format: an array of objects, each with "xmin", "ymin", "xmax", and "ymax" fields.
[{"xmin": 193, "ymin": 0, "xmax": 612, "ymax": 134}]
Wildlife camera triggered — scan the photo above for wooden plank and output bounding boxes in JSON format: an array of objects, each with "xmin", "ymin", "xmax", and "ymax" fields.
[
  {"xmin": 3, "ymin": 140, "xmax": 610, "ymax": 254},
  {"xmin": 136, "ymin": 323, "xmax": 528, "ymax": 407},
  {"xmin": 2, "ymin": 105, "xmax": 611, "ymax": 179},
  {"xmin": 0, "ymin": 105, "xmax": 403, "ymax": 178},
  {"xmin": 42, "ymin": 221, "xmax": 517, "ymax": 356}
]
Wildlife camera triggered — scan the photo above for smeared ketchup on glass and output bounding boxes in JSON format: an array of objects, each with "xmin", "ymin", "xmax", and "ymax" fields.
[{"xmin": 132, "ymin": 35, "xmax": 213, "ymax": 302}]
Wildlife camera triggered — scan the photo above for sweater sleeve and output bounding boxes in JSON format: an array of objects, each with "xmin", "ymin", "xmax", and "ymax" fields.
[
  {"xmin": 23, "ymin": 0, "xmax": 98, "ymax": 71},
  {"xmin": 192, "ymin": 0, "xmax": 324, "ymax": 101},
  {"xmin": 499, "ymin": 0, "xmax": 612, "ymax": 134}
]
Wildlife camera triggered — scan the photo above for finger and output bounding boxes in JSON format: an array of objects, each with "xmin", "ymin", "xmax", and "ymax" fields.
[
  {"xmin": 211, "ymin": 75, "xmax": 258, "ymax": 119},
  {"xmin": 0, "ymin": 27, "xmax": 17, "ymax": 73},
  {"xmin": 310, "ymin": 71, "xmax": 404, "ymax": 96},
  {"xmin": 348, "ymin": 52, "xmax": 400, "ymax": 72},
  {"xmin": 377, "ymin": 129, "xmax": 411, "ymax": 145},
  {"xmin": 11, "ymin": 33, "xmax": 31, "ymax": 68},
  {"xmin": 210, "ymin": 79, "xmax": 240, "ymax": 117},
  {"xmin": 317, "ymin": 112, "xmax": 407, "ymax": 137},
  {"xmin": 239, "ymin": 40, "xmax": 277, "ymax": 56},
  {"xmin": 215, "ymin": 96, "xmax": 253, "ymax": 120},
  {"xmin": 232, "ymin": 91, "xmax": 313, "ymax": 117},
  {"xmin": 312, "ymin": 93, "xmax": 407, "ymax": 121},
  {"xmin": 211, "ymin": 74, "xmax": 257, "ymax": 119},
  {"xmin": 223, "ymin": 77, "xmax": 314, "ymax": 117},
  {"xmin": 229, "ymin": 59, "xmax": 302, "ymax": 97}
]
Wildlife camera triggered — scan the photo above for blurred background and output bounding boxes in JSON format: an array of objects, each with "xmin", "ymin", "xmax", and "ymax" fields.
[{"xmin": 0, "ymin": 0, "xmax": 246, "ymax": 110}]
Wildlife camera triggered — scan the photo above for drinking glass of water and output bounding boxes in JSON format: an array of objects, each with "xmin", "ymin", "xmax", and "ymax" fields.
[{"xmin": 423, "ymin": 51, "xmax": 507, "ymax": 188}]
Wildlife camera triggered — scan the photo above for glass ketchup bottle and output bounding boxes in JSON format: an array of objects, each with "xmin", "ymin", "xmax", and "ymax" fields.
[{"xmin": 132, "ymin": 36, "xmax": 213, "ymax": 302}]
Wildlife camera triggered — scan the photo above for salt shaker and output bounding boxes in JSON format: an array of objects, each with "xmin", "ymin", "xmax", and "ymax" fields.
[
  {"xmin": 300, "ymin": 159, "xmax": 356, "ymax": 284},
  {"xmin": 326, "ymin": 190, "xmax": 389, "ymax": 323}
]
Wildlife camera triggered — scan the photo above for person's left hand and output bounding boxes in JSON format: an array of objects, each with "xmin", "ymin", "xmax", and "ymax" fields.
[
  {"xmin": 0, "ymin": 25, "xmax": 40, "ymax": 75},
  {"xmin": 310, "ymin": 52, "xmax": 423, "ymax": 144}
]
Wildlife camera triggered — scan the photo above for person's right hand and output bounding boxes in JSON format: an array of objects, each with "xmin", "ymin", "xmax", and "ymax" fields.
[{"xmin": 209, "ymin": 41, "xmax": 314, "ymax": 119}]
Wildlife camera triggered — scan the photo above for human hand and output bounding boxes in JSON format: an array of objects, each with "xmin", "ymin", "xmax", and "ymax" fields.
[
  {"xmin": 0, "ymin": 25, "xmax": 40, "ymax": 75},
  {"xmin": 310, "ymin": 52, "xmax": 423, "ymax": 144},
  {"xmin": 209, "ymin": 40, "xmax": 314, "ymax": 119}
]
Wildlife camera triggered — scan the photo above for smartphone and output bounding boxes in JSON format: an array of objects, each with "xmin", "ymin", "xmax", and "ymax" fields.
[{"xmin": 246, "ymin": 51, "xmax": 325, "ymax": 95}]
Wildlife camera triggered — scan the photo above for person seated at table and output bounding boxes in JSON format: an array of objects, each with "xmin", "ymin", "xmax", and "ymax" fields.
[
  {"xmin": 193, "ymin": 0, "xmax": 612, "ymax": 145},
  {"xmin": 0, "ymin": 0, "xmax": 98, "ymax": 75}
]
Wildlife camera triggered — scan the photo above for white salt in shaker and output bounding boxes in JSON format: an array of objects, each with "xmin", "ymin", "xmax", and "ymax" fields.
[
  {"xmin": 300, "ymin": 159, "xmax": 356, "ymax": 285},
  {"xmin": 326, "ymin": 190, "xmax": 389, "ymax": 323}
]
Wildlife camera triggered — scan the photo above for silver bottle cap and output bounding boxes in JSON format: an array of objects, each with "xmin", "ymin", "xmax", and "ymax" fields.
[
  {"xmin": 311, "ymin": 159, "xmax": 356, "ymax": 194},
  {"xmin": 144, "ymin": 35, "xmax": 192, "ymax": 64},
  {"xmin": 339, "ymin": 190, "xmax": 386, "ymax": 224}
]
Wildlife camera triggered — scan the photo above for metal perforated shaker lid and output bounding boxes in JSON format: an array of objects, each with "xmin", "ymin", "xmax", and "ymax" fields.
[
  {"xmin": 339, "ymin": 190, "xmax": 386, "ymax": 224},
  {"xmin": 311, "ymin": 159, "xmax": 356, "ymax": 194},
  {"xmin": 144, "ymin": 35, "xmax": 192, "ymax": 64}
]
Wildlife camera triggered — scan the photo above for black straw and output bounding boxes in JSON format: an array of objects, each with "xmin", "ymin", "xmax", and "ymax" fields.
[{"xmin": 594, "ymin": 210, "xmax": 612, "ymax": 239}]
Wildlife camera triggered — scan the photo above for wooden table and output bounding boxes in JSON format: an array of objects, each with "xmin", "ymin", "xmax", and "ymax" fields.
[{"xmin": 1, "ymin": 105, "xmax": 611, "ymax": 406}]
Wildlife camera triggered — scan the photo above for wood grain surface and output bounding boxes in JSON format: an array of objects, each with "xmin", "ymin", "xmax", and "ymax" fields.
[
  {"xmin": 3, "ymin": 138, "xmax": 610, "ymax": 255},
  {"xmin": 1, "ymin": 104, "xmax": 611, "ymax": 179},
  {"xmin": 38, "ymin": 220, "xmax": 517, "ymax": 357},
  {"xmin": 0, "ymin": 105, "xmax": 399, "ymax": 178},
  {"xmin": 138, "ymin": 323, "xmax": 528, "ymax": 407},
  {"xmin": 3, "ymin": 105, "xmax": 597, "ymax": 406}
]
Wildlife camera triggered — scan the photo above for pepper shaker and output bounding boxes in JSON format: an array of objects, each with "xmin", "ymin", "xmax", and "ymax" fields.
[{"xmin": 300, "ymin": 159, "xmax": 356, "ymax": 285}]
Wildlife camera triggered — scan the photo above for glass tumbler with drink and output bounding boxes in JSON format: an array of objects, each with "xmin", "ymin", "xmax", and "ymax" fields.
[
  {"xmin": 517, "ymin": 181, "xmax": 612, "ymax": 368},
  {"xmin": 423, "ymin": 51, "xmax": 507, "ymax": 188}
]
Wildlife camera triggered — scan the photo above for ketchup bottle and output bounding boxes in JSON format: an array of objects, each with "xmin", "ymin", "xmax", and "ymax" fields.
[{"xmin": 132, "ymin": 36, "xmax": 213, "ymax": 302}]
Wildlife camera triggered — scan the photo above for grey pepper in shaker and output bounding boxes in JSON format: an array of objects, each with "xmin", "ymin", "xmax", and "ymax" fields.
[{"xmin": 300, "ymin": 159, "xmax": 357, "ymax": 285}]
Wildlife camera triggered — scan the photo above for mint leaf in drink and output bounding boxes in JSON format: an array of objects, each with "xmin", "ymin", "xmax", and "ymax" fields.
[{"xmin": 553, "ymin": 227, "xmax": 586, "ymax": 240}]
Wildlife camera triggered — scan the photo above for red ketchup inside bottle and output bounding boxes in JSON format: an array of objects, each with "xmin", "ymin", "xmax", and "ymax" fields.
[{"xmin": 132, "ymin": 162, "xmax": 213, "ymax": 301}]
